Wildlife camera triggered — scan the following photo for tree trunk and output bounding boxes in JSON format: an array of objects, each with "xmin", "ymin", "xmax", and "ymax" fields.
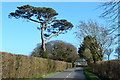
[
  {"xmin": 72, "ymin": 62, "xmax": 75, "ymax": 67},
  {"xmin": 108, "ymin": 56, "xmax": 109, "ymax": 60},
  {"xmin": 93, "ymin": 54, "xmax": 96, "ymax": 63},
  {"xmin": 118, "ymin": 54, "xmax": 120, "ymax": 59},
  {"xmin": 41, "ymin": 24, "xmax": 46, "ymax": 51}
]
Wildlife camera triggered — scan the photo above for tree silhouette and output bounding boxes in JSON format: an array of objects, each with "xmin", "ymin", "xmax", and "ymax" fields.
[{"xmin": 9, "ymin": 5, "xmax": 73, "ymax": 51}]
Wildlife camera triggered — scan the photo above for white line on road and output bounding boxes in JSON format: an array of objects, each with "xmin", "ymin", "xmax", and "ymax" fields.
[
  {"xmin": 69, "ymin": 72, "xmax": 72, "ymax": 75},
  {"xmin": 64, "ymin": 72, "xmax": 72, "ymax": 80},
  {"xmin": 66, "ymin": 76, "xmax": 69, "ymax": 78}
]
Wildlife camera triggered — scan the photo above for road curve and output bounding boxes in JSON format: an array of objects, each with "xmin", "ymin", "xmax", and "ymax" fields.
[{"xmin": 41, "ymin": 67, "xmax": 87, "ymax": 80}]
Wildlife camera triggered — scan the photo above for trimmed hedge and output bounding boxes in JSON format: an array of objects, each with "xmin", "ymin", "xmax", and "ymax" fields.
[
  {"xmin": 0, "ymin": 52, "xmax": 72, "ymax": 78},
  {"xmin": 90, "ymin": 59, "xmax": 120, "ymax": 80}
]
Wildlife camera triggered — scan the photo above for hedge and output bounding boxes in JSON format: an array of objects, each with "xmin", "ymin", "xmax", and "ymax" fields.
[
  {"xmin": 90, "ymin": 59, "xmax": 120, "ymax": 80},
  {"xmin": 0, "ymin": 52, "xmax": 72, "ymax": 79}
]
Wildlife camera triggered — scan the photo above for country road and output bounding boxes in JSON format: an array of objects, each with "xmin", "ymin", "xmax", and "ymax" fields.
[{"xmin": 42, "ymin": 67, "xmax": 87, "ymax": 80}]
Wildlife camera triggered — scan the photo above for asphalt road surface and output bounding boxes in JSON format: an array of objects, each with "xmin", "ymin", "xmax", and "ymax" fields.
[{"xmin": 42, "ymin": 67, "xmax": 87, "ymax": 80}]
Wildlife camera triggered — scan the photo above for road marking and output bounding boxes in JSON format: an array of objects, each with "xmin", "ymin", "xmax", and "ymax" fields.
[
  {"xmin": 64, "ymin": 72, "xmax": 72, "ymax": 80},
  {"xmin": 66, "ymin": 76, "xmax": 69, "ymax": 78},
  {"xmin": 69, "ymin": 72, "xmax": 72, "ymax": 75}
]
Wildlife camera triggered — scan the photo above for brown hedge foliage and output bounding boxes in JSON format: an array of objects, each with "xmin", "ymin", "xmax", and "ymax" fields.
[
  {"xmin": 90, "ymin": 59, "xmax": 120, "ymax": 80},
  {"xmin": 0, "ymin": 52, "xmax": 72, "ymax": 78}
]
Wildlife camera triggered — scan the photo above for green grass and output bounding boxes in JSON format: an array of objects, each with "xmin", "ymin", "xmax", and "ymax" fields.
[
  {"xmin": 34, "ymin": 67, "xmax": 77, "ymax": 79},
  {"xmin": 20, "ymin": 67, "xmax": 77, "ymax": 80},
  {"xmin": 83, "ymin": 67, "xmax": 101, "ymax": 80},
  {"xmin": 34, "ymin": 70, "xmax": 64, "ymax": 79}
]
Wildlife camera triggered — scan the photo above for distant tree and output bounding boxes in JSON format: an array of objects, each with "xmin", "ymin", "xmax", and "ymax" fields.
[
  {"xmin": 47, "ymin": 41, "xmax": 79, "ymax": 63},
  {"xmin": 115, "ymin": 46, "xmax": 120, "ymax": 59},
  {"xmin": 78, "ymin": 44, "xmax": 92, "ymax": 64},
  {"xmin": 9, "ymin": 5, "xmax": 73, "ymax": 51},
  {"xmin": 31, "ymin": 40, "xmax": 79, "ymax": 62},
  {"xmin": 105, "ymin": 48, "xmax": 113, "ymax": 60},
  {"xmin": 78, "ymin": 36, "xmax": 103, "ymax": 64},
  {"xmin": 75, "ymin": 20, "xmax": 113, "ymax": 58}
]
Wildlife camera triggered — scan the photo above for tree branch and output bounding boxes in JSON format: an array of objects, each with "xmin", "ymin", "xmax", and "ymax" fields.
[
  {"xmin": 46, "ymin": 26, "xmax": 51, "ymax": 28},
  {"xmin": 28, "ymin": 18, "xmax": 42, "ymax": 24},
  {"xmin": 45, "ymin": 31, "xmax": 64, "ymax": 42}
]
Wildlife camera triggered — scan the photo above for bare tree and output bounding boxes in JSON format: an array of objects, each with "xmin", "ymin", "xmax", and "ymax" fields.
[
  {"xmin": 105, "ymin": 48, "xmax": 114, "ymax": 60},
  {"xmin": 75, "ymin": 20, "xmax": 113, "ymax": 57},
  {"xmin": 99, "ymin": 0, "xmax": 120, "ymax": 38},
  {"xmin": 115, "ymin": 45, "xmax": 120, "ymax": 59}
]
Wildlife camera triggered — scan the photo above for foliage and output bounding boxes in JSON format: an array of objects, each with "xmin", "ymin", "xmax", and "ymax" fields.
[
  {"xmin": 9, "ymin": 5, "xmax": 73, "ymax": 51},
  {"xmin": 76, "ymin": 20, "xmax": 113, "ymax": 60},
  {"xmin": 90, "ymin": 59, "xmax": 120, "ymax": 80},
  {"xmin": 31, "ymin": 46, "xmax": 48, "ymax": 58},
  {"xmin": 31, "ymin": 40, "xmax": 79, "ymax": 62},
  {"xmin": 47, "ymin": 40, "xmax": 79, "ymax": 62},
  {"xmin": 1, "ymin": 52, "xmax": 72, "ymax": 78},
  {"xmin": 78, "ymin": 36, "xmax": 103, "ymax": 64}
]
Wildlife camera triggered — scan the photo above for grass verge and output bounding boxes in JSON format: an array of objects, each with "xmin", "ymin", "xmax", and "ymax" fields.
[
  {"xmin": 83, "ymin": 67, "xmax": 101, "ymax": 80},
  {"xmin": 34, "ymin": 67, "xmax": 76, "ymax": 79},
  {"xmin": 34, "ymin": 70, "xmax": 64, "ymax": 79}
]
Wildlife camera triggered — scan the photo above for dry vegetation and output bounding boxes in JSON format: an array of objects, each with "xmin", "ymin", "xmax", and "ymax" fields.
[
  {"xmin": 90, "ymin": 59, "xmax": 120, "ymax": 80},
  {"xmin": 0, "ymin": 52, "xmax": 72, "ymax": 78}
]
